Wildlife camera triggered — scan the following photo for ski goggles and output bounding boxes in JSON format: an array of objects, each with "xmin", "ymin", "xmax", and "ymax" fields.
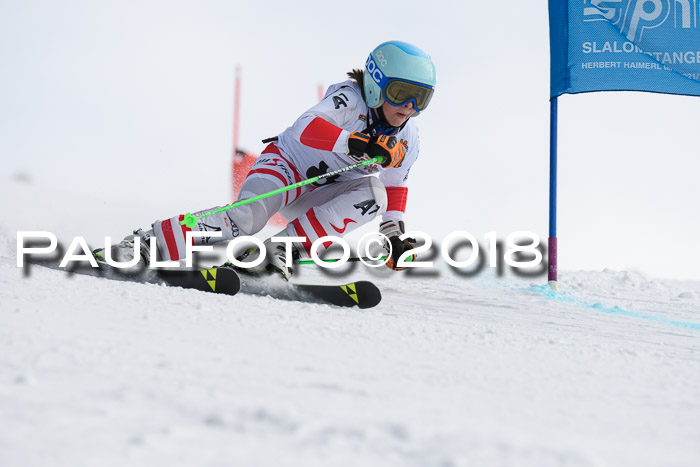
[
  {"xmin": 383, "ymin": 79, "xmax": 434, "ymax": 112},
  {"xmin": 366, "ymin": 54, "xmax": 435, "ymax": 112}
]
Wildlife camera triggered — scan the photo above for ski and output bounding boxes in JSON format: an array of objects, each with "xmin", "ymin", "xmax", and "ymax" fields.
[
  {"xmin": 295, "ymin": 281, "xmax": 382, "ymax": 309},
  {"xmin": 25, "ymin": 259, "xmax": 241, "ymax": 296},
  {"xmin": 156, "ymin": 267, "xmax": 241, "ymax": 295},
  {"xmin": 25, "ymin": 260, "xmax": 381, "ymax": 308},
  {"xmin": 237, "ymin": 273, "xmax": 382, "ymax": 309}
]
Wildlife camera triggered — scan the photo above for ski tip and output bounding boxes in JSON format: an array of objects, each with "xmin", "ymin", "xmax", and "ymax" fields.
[
  {"xmin": 207, "ymin": 266, "xmax": 242, "ymax": 295},
  {"xmin": 348, "ymin": 281, "xmax": 382, "ymax": 309},
  {"xmin": 293, "ymin": 280, "xmax": 382, "ymax": 309},
  {"xmin": 157, "ymin": 266, "xmax": 241, "ymax": 295}
]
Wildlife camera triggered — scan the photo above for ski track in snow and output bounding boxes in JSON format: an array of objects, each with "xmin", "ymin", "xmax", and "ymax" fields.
[{"xmin": 1, "ymin": 180, "xmax": 700, "ymax": 467}]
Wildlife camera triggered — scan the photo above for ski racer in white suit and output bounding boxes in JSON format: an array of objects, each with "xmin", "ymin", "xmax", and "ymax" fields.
[{"xmin": 98, "ymin": 41, "xmax": 437, "ymax": 279}]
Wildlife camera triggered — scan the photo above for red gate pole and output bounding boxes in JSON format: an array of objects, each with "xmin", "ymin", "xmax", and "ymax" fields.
[{"xmin": 232, "ymin": 65, "xmax": 242, "ymax": 201}]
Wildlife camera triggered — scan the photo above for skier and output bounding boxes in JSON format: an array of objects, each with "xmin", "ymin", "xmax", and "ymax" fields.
[{"xmin": 96, "ymin": 40, "xmax": 436, "ymax": 280}]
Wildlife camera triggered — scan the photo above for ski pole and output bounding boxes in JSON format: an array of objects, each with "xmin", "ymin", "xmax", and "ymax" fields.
[
  {"xmin": 298, "ymin": 255, "xmax": 387, "ymax": 265},
  {"xmin": 180, "ymin": 156, "xmax": 385, "ymax": 228}
]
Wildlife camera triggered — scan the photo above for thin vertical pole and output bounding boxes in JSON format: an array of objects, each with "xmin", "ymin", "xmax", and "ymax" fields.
[
  {"xmin": 548, "ymin": 96, "xmax": 558, "ymax": 290},
  {"xmin": 232, "ymin": 65, "xmax": 241, "ymax": 201},
  {"xmin": 233, "ymin": 65, "xmax": 241, "ymax": 154}
]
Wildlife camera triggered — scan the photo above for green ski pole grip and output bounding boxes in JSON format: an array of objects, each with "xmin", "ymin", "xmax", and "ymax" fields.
[{"xmin": 181, "ymin": 213, "xmax": 197, "ymax": 229}]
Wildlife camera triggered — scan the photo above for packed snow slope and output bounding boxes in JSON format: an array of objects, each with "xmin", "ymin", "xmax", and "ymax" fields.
[{"xmin": 1, "ymin": 179, "xmax": 700, "ymax": 467}]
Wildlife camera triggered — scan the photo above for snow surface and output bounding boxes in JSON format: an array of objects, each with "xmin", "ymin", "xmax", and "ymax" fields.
[{"xmin": 2, "ymin": 179, "xmax": 700, "ymax": 467}]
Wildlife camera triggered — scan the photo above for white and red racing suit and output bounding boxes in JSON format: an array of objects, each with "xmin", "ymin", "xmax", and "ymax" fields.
[{"xmin": 153, "ymin": 80, "xmax": 421, "ymax": 261}]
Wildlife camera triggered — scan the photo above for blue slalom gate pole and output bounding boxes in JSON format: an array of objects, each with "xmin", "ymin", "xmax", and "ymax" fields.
[{"xmin": 548, "ymin": 96, "xmax": 558, "ymax": 290}]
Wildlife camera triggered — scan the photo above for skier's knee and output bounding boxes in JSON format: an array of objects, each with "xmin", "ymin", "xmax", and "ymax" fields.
[
  {"xmin": 242, "ymin": 216, "xmax": 268, "ymax": 235},
  {"xmin": 228, "ymin": 209, "xmax": 262, "ymax": 236},
  {"xmin": 227, "ymin": 200, "xmax": 275, "ymax": 236}
]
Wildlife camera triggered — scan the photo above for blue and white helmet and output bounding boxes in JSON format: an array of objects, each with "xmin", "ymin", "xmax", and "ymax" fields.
[{"xmin": 363, "ymin": 41, "xmax": 436, "ymax": 114}]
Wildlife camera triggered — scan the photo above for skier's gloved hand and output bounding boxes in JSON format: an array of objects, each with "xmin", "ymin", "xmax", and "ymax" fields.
[
  {"xmin": 347, "ymin": 132, "xmax": 407, "ymax": 168},
  {"xmin": 379, "ymin": 220, "xmax": 416, "ymax": 271},
  {"xmin": 347, "ymin": 131, "xmax": 371, "ymax": 158}
]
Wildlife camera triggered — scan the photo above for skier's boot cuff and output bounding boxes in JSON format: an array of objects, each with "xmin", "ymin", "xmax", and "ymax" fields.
[
  {"xmin": 264, "ymin": 238, "xmax": 298, "ymax": 281},
  {"xmin": 92, "ymin": 228, "xmax": 155, "ymax": 268}
]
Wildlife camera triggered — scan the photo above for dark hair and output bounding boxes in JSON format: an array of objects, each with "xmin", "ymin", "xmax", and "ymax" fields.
[{"xmin": 347, "ymin": 68, "xmax": 365, "ymax": 99}]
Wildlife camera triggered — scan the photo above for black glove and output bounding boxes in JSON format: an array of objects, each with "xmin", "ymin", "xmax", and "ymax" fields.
[
  {"xmin": 379, "ymin": 220, "xmax": 416, "ymax": 270},
  {"xmin": 347, "ymin": 131, "xmax": 407, "ymax": 168}
]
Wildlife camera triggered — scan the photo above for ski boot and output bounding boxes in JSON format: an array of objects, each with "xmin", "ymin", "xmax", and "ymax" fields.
[
  {"xmin": 229, "ymin": 237, "xmax": 299, "ymax": 281},
  {"xmin": 92, "ymin": 228, "xmax": 155, "ymax": 271}
]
